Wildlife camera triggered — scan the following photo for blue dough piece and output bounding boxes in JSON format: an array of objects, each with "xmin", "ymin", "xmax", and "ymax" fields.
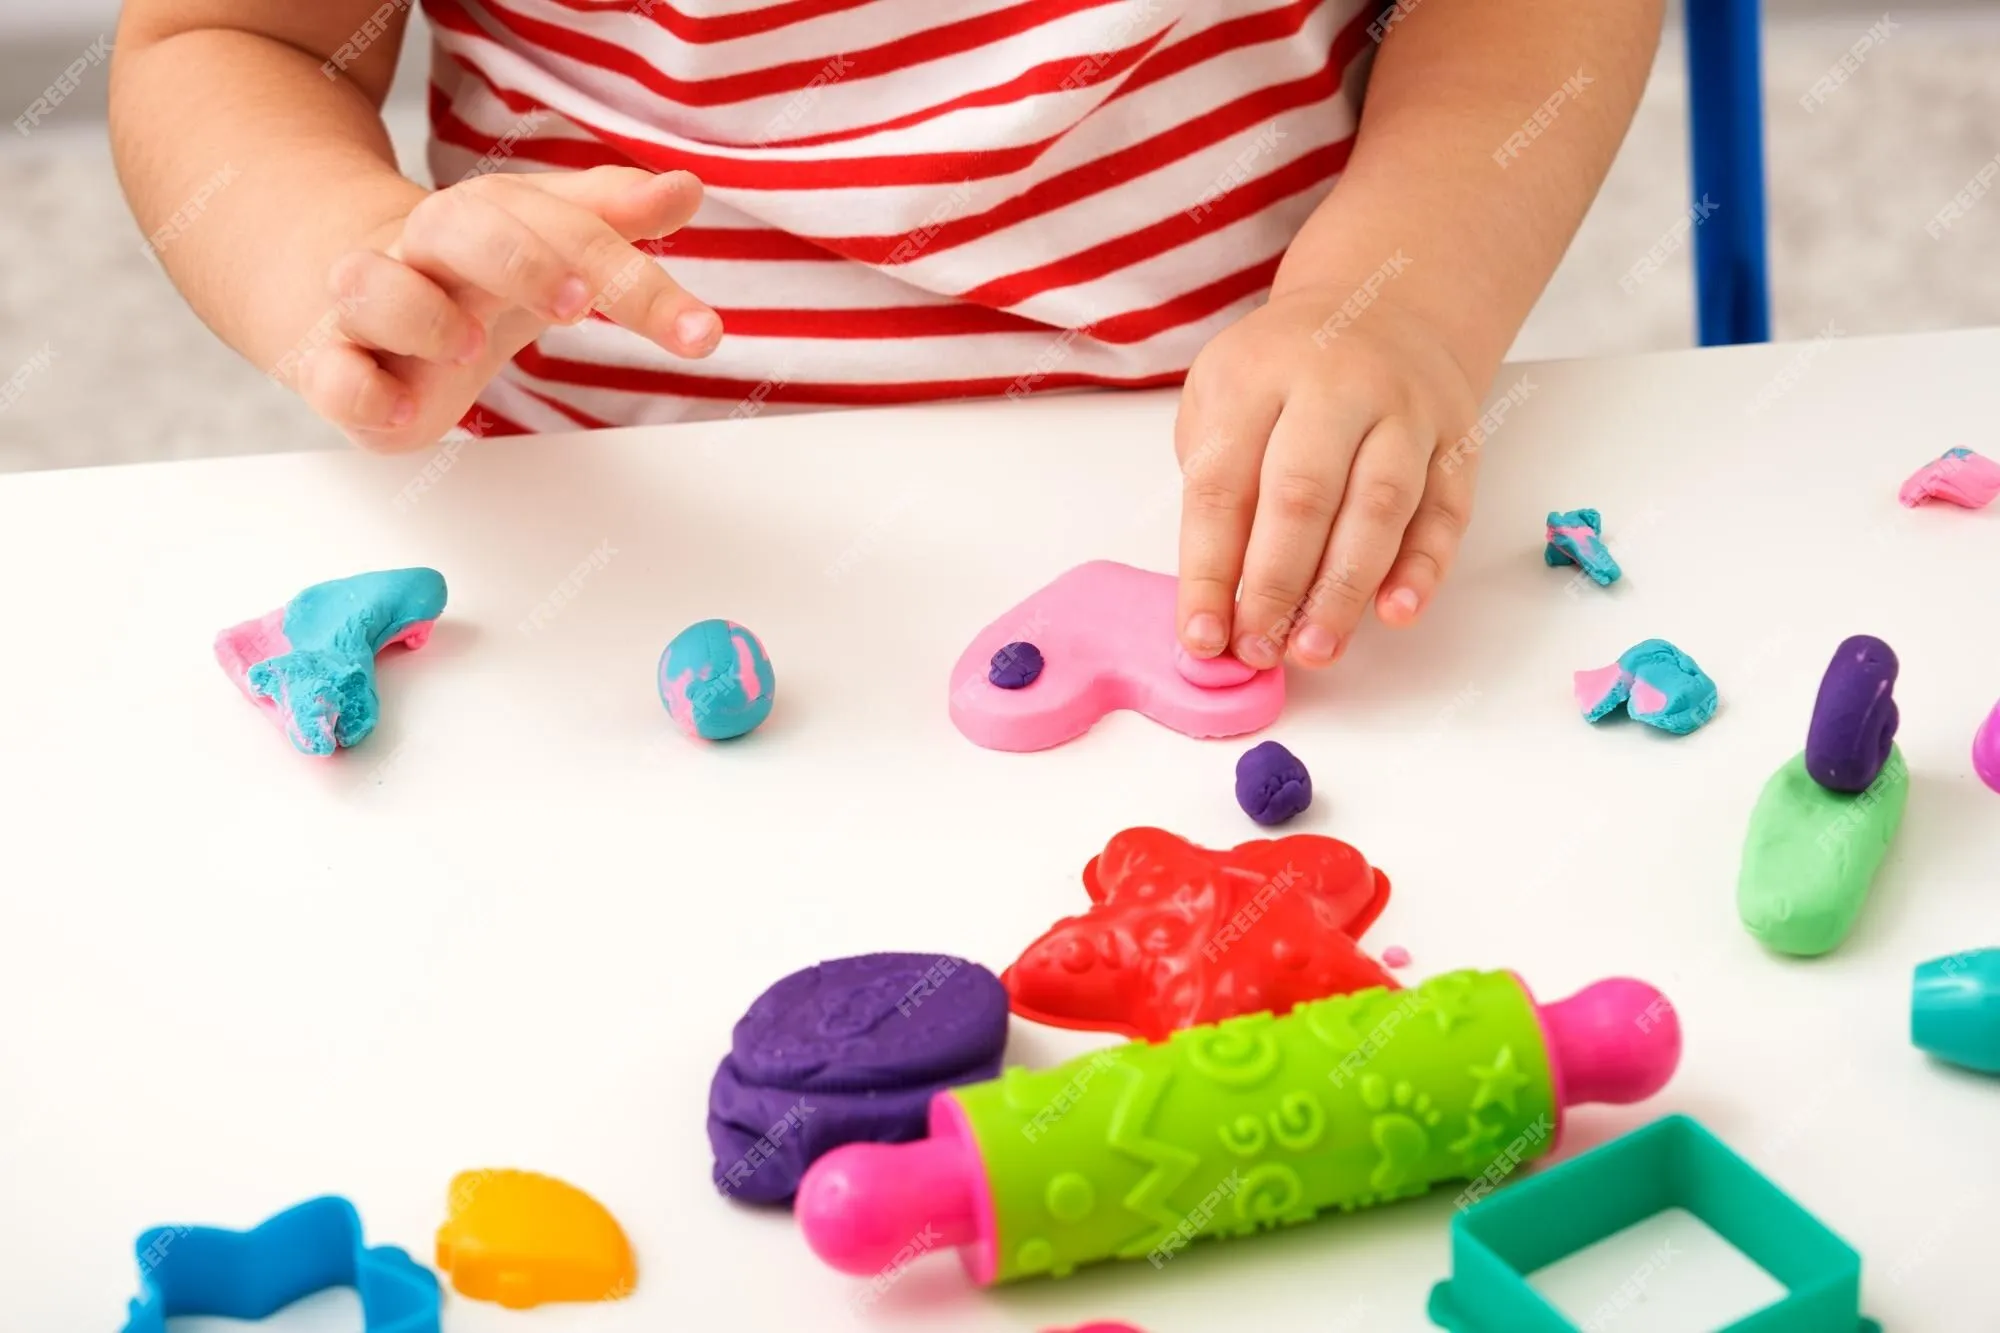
[
  {"xmin": 1543, "ymin": 507, "xmax": 1623, "ymax": 586},
  {"xmin": 1575, "ymin": 638, "xmax": 1718, "ymax": 735},
  {"xmin": 121, "ymin": 1196, "xmax": 439, "ymax": 1333},
  {"xmin": 658, "ymin": 619, "xmax": 776, "ymax": 740}
]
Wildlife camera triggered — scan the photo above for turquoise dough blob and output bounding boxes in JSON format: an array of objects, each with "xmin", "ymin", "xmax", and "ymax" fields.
[
  {"xmin": 1738, "ymin": 746, "xmax": 1908, "ymax": 957},
  {"xmin": 658, "ymin": 619, "xmax": 776, "ymax": 740}
]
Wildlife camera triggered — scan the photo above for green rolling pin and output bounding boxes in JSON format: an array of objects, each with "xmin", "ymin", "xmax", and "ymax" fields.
[{"xmin": 795, "ymin": 970, "xmax": 1680, "ymax": 1285}]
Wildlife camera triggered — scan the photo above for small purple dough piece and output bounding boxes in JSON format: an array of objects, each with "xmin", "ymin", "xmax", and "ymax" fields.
[
  {"xmin": 1805, "ymin": 634, "xmax": 1899, "ymax": 793},
  {"xmin": 989, "ymin": 641, "xmax": 1044, "ymax": 689},
  {"xmin": 727, "ymin": 953, "xmax": 1010, "ymax": 1094},
  {"xmin": 1235, "ymin": 740, "xmax": 1312, "ymax": 826},
  {"xmin": 707, "ymin": 1050, "xmax": 1001, "ymax": 1204}
]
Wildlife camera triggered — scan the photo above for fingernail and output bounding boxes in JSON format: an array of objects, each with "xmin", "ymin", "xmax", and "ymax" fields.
[
  {"xmin": 1185, "ymin": 612, "xmax": 1226, "ymax": 652},
  {"xmin": 386, "ymin": 395, "xmax": 415, "ymax": 428},
  {"xmin": 1294, "ymin": 625, "xmax": 1339, "ymax": 663},
  {"xmin": 1234, "ymin": 633, "xmax": 1278, "ymax": 669},
  {"xmin": 1384, "ymin": 587, "xmax": 1421, "ymax": 619},
  {"xmin": 675, "ymin": 309, "xmax": 720, "ymax": 351},
  {"xmin": 552, "ymin": 276, "xmax": 590, "ymax": 321},
  {"xmin": 454, "ymin": 324, "xmax": 485, "ymax": 366}
]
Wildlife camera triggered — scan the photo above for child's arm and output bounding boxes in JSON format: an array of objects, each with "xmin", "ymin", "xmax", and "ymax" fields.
[
  {"xmin": 110, "ymin": 2, "xmax": 720, "ymax": 450},
  {"xmin": 1173, "ymin": 0, "xmax": 1664, "ymax": 669}
]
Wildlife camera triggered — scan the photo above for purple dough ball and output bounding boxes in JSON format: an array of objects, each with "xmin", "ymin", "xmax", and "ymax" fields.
[
  {"xmin": 1805, "ymin": 635, "xmax": 1899, "ymax": 793},
  {"xmin": 988, "ymin": 641, "xmax": 1044, "ymax": 689},
  {"xmin": 727, "ymin": 953, "xmax": 1010, "ymax": 1093},
  {"xmin": 707, "ymin": 1050, "xmax": 1000, "ymax": 1205},
  {"xmin": 1235, "ymin": 740, "xmax": 1312, "ymax": 826}
]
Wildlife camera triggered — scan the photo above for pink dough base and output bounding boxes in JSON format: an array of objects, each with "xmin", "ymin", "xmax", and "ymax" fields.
[{"xmin": 947, "ymin": 561, "xmax": 1285, "ymax": 752}]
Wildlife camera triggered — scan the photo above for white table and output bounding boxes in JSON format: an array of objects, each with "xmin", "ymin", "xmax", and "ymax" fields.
[{"xmin": 3, "ymin": 328, "xmax": 1997, "ymax": 1332}]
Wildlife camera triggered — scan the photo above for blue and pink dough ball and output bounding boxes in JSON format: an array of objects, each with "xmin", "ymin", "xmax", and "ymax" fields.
[{"xmin": 659, "ymin": 619, "xmax": 776, "ymax": 740}]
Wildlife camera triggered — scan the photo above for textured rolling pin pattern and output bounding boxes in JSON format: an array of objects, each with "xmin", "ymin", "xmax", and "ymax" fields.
[{"xmin": 964, "ymin": 971, "xmax": 1555, "ymax": 1281}]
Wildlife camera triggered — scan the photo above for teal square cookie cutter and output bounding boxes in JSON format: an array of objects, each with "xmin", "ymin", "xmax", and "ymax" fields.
[{"xmin": 1428, "ymin": 1114, "xmax": 1878, "ymax": 1333}]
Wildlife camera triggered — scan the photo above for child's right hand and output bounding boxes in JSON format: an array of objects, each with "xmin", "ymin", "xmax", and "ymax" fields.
[{"xmin": 298, "ymin": 166, "xmax": 720, "ymax": 451}]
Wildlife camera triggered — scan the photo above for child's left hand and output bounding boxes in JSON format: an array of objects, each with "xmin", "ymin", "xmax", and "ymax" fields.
[{"xmin": 1172, "ymin": 282, "xmax": 1485, "ymax": 671}]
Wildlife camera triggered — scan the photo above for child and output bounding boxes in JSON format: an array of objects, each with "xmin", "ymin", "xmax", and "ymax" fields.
[{"xmin": 110, "ymin": 0, "xmax": 1661, "ymax": 672}]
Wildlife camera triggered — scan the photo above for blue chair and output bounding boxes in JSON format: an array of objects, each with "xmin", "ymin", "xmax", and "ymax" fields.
[{"xmin": 1684, "ymin": 0, "xmax": 1770, "ymax": 344}]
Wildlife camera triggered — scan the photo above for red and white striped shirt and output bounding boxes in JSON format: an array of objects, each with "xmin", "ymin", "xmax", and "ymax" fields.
[{"xmin": 422, "ymin": 0, "xmax": 1377, "ymax": 434}]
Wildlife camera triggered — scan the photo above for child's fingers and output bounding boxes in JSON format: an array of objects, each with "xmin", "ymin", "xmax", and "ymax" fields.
[
  {"xmin": 1289, "ymin": 416, "xmax": 1426, "ymax": 666},
  {"xmin": 328, "ymin": 250, "xmax": 485, "ymax": 365},
  {"xmin": 495, "ymin": 183, "xmax": 721, "ymax": 358},
  {"xmin": 298, "ymin": 342, "xmax": 414, "ymax": 441},
  {"xmin": 395, "ymin": 187, "xmax": 585, "ymax": 323},
  {"xmin": 1377, "ymin": 453, "xmax": 1476, "ymax": 626},
  {"xmin": 1173, "ymin": 372, "xmax": 1280, "ymax": 659},
  {"xmin": 526, "ymin": 167, "xmax": 705, "ymax": 242},
  {"xmin": 1228, "ymin": 392, "xmax": 1368, "ymax": 669}
]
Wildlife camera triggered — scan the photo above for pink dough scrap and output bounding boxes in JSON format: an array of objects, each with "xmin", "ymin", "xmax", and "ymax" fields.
[
  {"xmin": 215, "ymin": 610, "xmax": 297, "ymax": 732},
  {"xmin": 947, "ymin": 561, "xmax": 1285, "ymax": 752},
  {"xmin": 1899, "ymin": 448, "xmax": 2000, "ymax": 509},
  {"xmin": 1572, "ymin": 664, "xmax": 1628, "ymax": 713}
]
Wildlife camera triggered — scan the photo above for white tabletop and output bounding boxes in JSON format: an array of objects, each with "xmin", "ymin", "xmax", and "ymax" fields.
[{"xmin": 3, "ymin": 328, "xmax": 1998, "ymax": 1332}]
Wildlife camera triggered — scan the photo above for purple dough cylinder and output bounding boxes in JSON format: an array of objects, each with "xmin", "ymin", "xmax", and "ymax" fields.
[
  {"xmin": 1805, "ymin": 634, "xmax": 1899, "ymax": 793},
  {"xmin": 1235, "ymin": 740, "xmax": 1312, "ymax": 825},
  {"xmin": 727, "ymin": 953, "xmax": 1009, "ymax": 1093},
  {"xmin": 707, "ymin": 1050, "xmax": 1002, "ymax": 1204}
]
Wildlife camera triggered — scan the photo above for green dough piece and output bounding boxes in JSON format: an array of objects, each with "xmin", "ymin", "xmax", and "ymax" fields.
[
  {"xmin": 955, "ymin": 970, "xmax": 1557, "ymax": 1283},
  {"xmin": 1737, "ymin": 746, "xmax": 1908, "ymax": 956}
]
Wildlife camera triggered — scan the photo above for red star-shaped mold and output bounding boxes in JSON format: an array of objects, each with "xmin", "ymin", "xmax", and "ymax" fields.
[{"xmin": 1002, "ymin": 827, "xmax": 1398, "ymax": 1041}]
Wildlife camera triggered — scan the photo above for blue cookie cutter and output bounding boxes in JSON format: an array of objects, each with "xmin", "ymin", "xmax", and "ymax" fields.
[{"xmin": 121, "ymin": 1195, "xmax": 440, "ymax": 1333}]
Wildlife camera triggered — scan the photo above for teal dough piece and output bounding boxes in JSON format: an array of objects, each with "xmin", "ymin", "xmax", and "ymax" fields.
[
  {"xmin": 658, "ymin": 619, "xmax": 776, "ymax": 740},
  {"xmin": 1912, "ymin": 949, "xmax": 2000, "ymax": 1074},
  {"xmin": 214, "ymin": 568, "xmax": 448, "ymax": 756},
  {"xmin": 1738, "ymin": 747, "xmax": 1909, "ymax": 957},
  {"xmin": 1543, "ymin": 507, "xmax": 1623, "ymax": 586},
  {"xmin": 1574, "ymin": 638, "xmax": 1718, "ymax": 735}
]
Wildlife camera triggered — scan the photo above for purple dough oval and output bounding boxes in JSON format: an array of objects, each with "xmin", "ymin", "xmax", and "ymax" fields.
[
  {"xmin": 728, "ymin": 953, "xmax": 1010, "ymax": 1093},
  {"xmin": 707, "ymin": 1050, "xmax": 1001, "ymax": 1205}
]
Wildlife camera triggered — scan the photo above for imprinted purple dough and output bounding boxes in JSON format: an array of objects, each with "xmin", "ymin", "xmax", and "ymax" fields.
[
  {"xmin": 1235, "ymin": 740, "xmax": 1312, "ymax": 826},
  {"xmin": 727, "ymin": 953, "xmax": 1010, "ymax": 1093},
  {"xmin": 707, "ymin": 1051, "xmax": 1000, "ymax": 1204},
  {"xmin": 711, "ymin": 952, "xmax": 1009, "ymax": 1205},
  {"xmin": 989, "ymin": 641, "xmax": 1045, "ymax": 689},
  {"xmin": 1805, "ymin": 635, "xmax": 1899, "ymax": 793}
]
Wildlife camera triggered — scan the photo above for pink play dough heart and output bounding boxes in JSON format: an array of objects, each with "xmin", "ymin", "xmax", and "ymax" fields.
[{"xmin": 946, "ymin": 561, "xmax": 1285, "ymax": 752}]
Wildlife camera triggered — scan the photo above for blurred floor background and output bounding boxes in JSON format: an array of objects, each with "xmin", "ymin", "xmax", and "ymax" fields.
[{"xmin": 2, "ymin": 2, "xmax": 1997, "ymax": 472}]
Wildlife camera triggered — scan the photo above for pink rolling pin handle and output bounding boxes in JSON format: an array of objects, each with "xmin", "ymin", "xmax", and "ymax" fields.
[
  {"xmin": 1536, "ymin": 977, "xmax": 1682, "ymax": 1107},
  {"xmin": 794, "ymin": 1133, "xmax": 984, "ymax": 1277}
]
